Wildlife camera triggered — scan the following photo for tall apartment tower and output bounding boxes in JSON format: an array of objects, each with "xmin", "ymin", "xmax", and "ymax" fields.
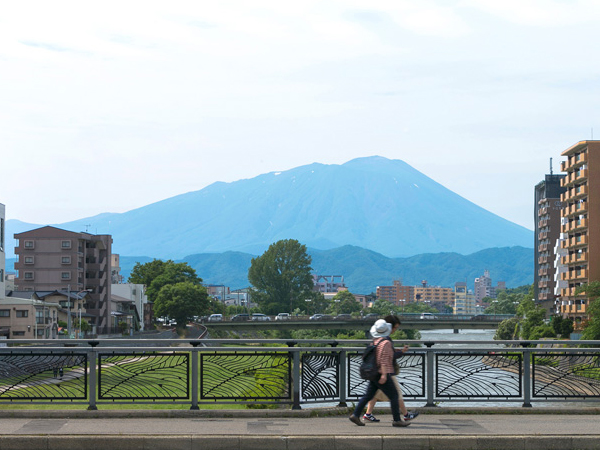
[
  {"xmin": 474, "ymin": 270, "xmax": 493, "ymax": 302},
  {"xmin": 0, "ymin": 203, "xmax": 5, "ymax": 297},
  {"xmin": 534, "ymin": 172, "xmax": 566, "ymax": 314},
  {"xmin": 14, "ymin": 226, "xmax": 113, "ymax": 332},
  {"xmin": 559, "ymin": 141, "xmax": 600, "ymax": 323}
]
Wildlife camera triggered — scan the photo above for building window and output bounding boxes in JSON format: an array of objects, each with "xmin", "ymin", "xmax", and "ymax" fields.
[
  {"xmin": 62, "ymin": 256, "xmax": 71, "ymax": 264},
  {"xmin": 12, "ymin": 331, "xmax": 25, "ymax": 336},
  {"xmin": 24, "ymin": 272, "xmax": 34, "ymax": 280},
  {"xmin": 24, "ymin": 256, "xmax": 34, "ymax": 264},
  {"xmin": 24, "ymin": 240, "xmax": 34, "ymax": 249},
  {"xmin": 61, "ymin": 240, "xmax": 72, "ymax": 249},
  {"xmin": 16, "ymin": 310, "xmax": 28, "ymax": 318},
  {"xmin": 0, "ymin": 310, "xmax": 9, "ymax": 317},
  {"xmin": 61, "ymin": 272, "xmax": 71, "ymax": 280}
]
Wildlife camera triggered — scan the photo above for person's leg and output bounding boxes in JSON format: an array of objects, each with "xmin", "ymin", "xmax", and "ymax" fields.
[
  {"xmin": 350, "ymin": 382, "xmax": 378, "ymax": 423},
  {"xmin": 378, "ymin": 377, "xmax": 401, "ymax": 422},
  {"xmin": 366, "ymin": 398, "xmax": 376, "ymax": 415},
  {"xmin": 392, "ymin": 376, "xmax": 408, "ymax": 416}
]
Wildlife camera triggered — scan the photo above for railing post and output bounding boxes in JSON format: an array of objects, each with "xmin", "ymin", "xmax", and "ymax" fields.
[
  {"xmin": 338, "ymin": 348, "xmax": 347, "ymax": 407},
  {"xmin": 522, "ymin": 348, "xmax": 532, "ymax": 407},
  {"xmin": 287, "ymin": 342, "xmax": 301, "ymax": 410},
  {"xmin": 190, "ymin": 341, "xmax": 201, "ymax": 410},
  {"xmin": 87, "ymin": 341, "xmax": 99, "ymax": 410},
  {"xmin": 424, "ymin": 342, "xmax": 436, "ymax": 407}
]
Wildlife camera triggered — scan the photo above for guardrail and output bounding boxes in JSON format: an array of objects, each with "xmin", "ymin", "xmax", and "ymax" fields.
[{"xmin": 0, "ymin": 339, "xmax": 598, "ymax": 409}]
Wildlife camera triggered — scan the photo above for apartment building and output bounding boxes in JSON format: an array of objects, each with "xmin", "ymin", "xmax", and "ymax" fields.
[
  {"xmin": 414, "ymin": 281, "xmax": 455, "ymax": 309},
  {"xmin": 376, "ymin": 279, "xmax": 414, "ymax": 307},
  {"xmin": 534, "ymin": 173, "xmax": 566, "ymax": 314},
  {"xmin": 0, "ymin": 203, "xmax": 4, "ymax": 297},
  {"xmin": 13, "ymin": 226, "xmax": 113, "ymax": 333},
  {"xmin": 313, "ymin": 275, "xmax": 346, "ymax": 293},
  {"xmin": 454, "ymin": 281, "xmax": 476, "ymax": 315},
  {"xmin": 558, "ymin": 140, "xmax": 600, "ymax": 323}
]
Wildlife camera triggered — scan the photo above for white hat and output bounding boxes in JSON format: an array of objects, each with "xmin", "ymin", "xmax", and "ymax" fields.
[{"xmin": 370, "ymin": 319, "xmax": 392, "ymax": 338}]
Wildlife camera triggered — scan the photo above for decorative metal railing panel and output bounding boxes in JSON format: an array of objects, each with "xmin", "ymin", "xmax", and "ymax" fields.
[
  {"xmin": 436, "ymin": 352, "xmax": 522, "ymax": 398},
  {"xmin": 98, "ymin": 352, "xmax": 189, "ymax": 400},
  {"xmin": 0, "ymin": 352, "xmax": 87, "ymax": 400},
  {"xmin": 0, "ymin": 341, "xmax": 599, "ymax": 408},
  {"xmin": 346, "ymin": 352, "xmax": 426, "ymax": 399},
  {"xmin": 532, "ymin": 352, "xmax": 600, "ymax": 398},
  {"xmin": 200, "ymin": 352, "xmax": 291, "ymax": 400},
  {"xmin": 301, "ymin": 352, "xmax": 339, "ymax": 400}
]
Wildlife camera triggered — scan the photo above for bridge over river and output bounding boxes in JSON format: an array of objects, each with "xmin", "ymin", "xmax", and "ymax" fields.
[{"xmin": 203, "ymin": 315, "xmax": 509, "ymax": 333}]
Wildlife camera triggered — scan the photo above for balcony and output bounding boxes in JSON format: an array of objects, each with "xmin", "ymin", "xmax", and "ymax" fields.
[
  {"xmin": 538, "ymin": 219, "xmax": 548, "ymax": 228},
  {"xmin": 538, "ymin": 243, "xmax": 549, "ymax": 252},
  {"xmin": 576, "ymin": 168, "xmax": 588, "ymax": 181},
  {"xmin": 538, "ymin": 255, "xmax": 549, "ymax": 264},
  {"xmin": 538, "ymin": 268, "xmax": 549, "ymax": 276},
  {"xmin": 538, "ymin": 231, "xmax": 548, "ymax": 240}
]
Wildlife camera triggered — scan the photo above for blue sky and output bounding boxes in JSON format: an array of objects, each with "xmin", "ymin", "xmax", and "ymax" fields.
[{"xmin": 2, "ymin": 0, "xmax": 600, "ymax": 230}]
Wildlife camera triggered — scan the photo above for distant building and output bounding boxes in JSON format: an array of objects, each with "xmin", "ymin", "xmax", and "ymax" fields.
[
  {"xmin": 206, "ymin": 284, "xmax": 229, "ymax": 300},
  {"xmin": 474, "ymin": 270, "xmax": 493, "ymax": 302},
  {"xmin": 414, "ymin": 280, "xmax": 455, "ymax": 310},
  {"xmin": 313, "ymin": 275, "xmax": 346, "ymax": 293},
  {"xmin": 558, "ymin": 140, "xmax": 600, "ymax": 324},
  {"xmin": 0, "ymin": 295, "xmax": 60, "ymax": 339},
  {"xmin": 534, "ymin": 171, "xmax": 566, "ymax": 315},
  {"xmin": 376, "ymin": 279, "xmax": 414, "ymax": 307},
  {"xmin": 111, "ymin": 254, "xmax": 124, "ymax": 284},
  {"xmin": 111, "ymin": 283, "xmax": 150, "ymax": 331},
  {"xmin": 13, "ymin": 226, "xmax": 113, "ymax": 333},
  {"xmin": 0, "ymin": 203, "xmax": 4, "ymax": 298},
  {"xmin": 454, "ymin": 282, "xmax": 476, "ymax": 315}
]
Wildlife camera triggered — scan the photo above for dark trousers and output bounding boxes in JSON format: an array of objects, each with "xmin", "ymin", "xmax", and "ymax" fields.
[{"xmin": 352, "ymin": 375, "xmax": 401, "ymax": 422}]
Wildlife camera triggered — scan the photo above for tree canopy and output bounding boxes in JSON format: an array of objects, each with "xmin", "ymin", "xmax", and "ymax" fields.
[
  {"xmin": 153, "ymin": 281, "xmax": 209, "ymax": 326},
  {"xmin": 247, "ymin": 239, "xmax": 314, "ymax": 315},
  {"xmin": 128, "ymin": 259, "xmax": 201, "ymax": 303},
  {"xmin": 578, "ymin": 281, "xmax": 600, "ymax": 340}
]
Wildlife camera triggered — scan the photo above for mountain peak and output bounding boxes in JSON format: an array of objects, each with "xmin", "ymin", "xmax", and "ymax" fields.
[{"xmin": 6, "ymin": 157, "xmax": 533, "ymax": 260}]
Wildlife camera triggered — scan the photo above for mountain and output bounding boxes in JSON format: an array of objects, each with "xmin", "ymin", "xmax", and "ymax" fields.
[
  {"xmin": 104, "ymin": 246, "xmax": 531, "ymax": 294},
  {"xmin": 4, "ymin": 156, "xmax": 532, "ymax": 260}
]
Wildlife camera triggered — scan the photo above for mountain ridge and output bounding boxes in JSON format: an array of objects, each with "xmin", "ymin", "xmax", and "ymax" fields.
[{"xmin": 4, "ymin": 156, "xmax": 533, "ymax": 260}]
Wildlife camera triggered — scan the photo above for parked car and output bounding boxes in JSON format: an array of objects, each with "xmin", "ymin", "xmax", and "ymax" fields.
[
  {"xmin": 333, "ymin": 314, "xmax": 352, "ymax": 321},
  {"xmin": 309, "ymin": 314, "xmax": 332, "ymax": 321},
  {"xmin": 420, "ymin": 313, "xmax": 435, "ymax": 320},
  {"xmin": 275, "ymin": 313, "xmax": 291, "ymax": 321},
  {"xmin": 208, "ymin": 314, "xmax": 223, "ymax": 322},
  {"xmin": 231, "ymin": 314, "xmax": 250, "ymax": 322},
  {"xmin": 251, "ymin": 313, "xmax": 271, "ymax": 321},
  {"xmin": 362, "ymin": 313, "xmax": 380, "ymax": 321},
  {"xmin": 470, "ymin": 314, "xmax": 486, "ymax": 321}
]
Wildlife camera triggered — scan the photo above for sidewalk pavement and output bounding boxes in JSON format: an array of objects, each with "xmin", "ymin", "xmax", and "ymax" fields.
[{"xmin": 0, "ymin": 408, "xmax": 598, "ymax": 450}]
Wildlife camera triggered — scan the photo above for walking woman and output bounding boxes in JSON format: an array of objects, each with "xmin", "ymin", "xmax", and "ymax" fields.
[{"xmin": 349, "ymin": 318, "xmax": 409, "ymax": 427}]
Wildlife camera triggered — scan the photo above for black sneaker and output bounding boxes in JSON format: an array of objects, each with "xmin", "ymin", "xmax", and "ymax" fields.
[
  {"xmin": 349, "ymin": 415, "xmax": 365, "ymax": 426},
  {"xmin": 404, "ymin": 411, "xmax": 419, "ymax": 420},
  {"xmin": 392, "ymin": 420, "xmax": 411, "ymax": 427},
  {"xmin": 363, "ymin": 413, "xmax": 380, "ymax": 422}
]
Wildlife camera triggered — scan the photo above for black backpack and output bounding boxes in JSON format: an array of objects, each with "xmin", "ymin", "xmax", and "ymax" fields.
[{"xmin": 359, "ymin": 337, "xmax": 390, "ymax": 382}]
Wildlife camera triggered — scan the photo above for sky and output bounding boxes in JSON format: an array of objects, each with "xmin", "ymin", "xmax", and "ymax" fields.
[{"xmin": 2, "ymin": 0, "xmax": 600, "ymax": 230}]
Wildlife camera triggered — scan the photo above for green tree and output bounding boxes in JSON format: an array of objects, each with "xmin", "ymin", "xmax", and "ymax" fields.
[
  {"xmin": 329, "ymin": 290, "xmax": 363, "ymax": 315},
  {"xmin": 550, "ymin": 315, "xmax": 574, "ymax": 338},
  {"xmin": 129, "ymin": 259, "xmax": 201, "ymax": 303},
  {"xmin": 153, "ymin": 281, "xmax": 209, "ymax": 326},
  {"xmin": 578, "ymin": 281, "xmax": 600, "ymax": 340},
  {"xmin": 247, "ymin": 239, "xmax": 313, "ymax": 315},
  {"xmin": 369, "ymin": 299, "xmax": 398, "ymax": 316},
  {"xmin": 494, "ymin": 317, "xmax": 520, "ymax": 340}
]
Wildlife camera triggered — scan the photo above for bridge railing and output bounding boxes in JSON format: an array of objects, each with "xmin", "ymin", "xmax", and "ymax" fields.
[{"xmin": 0, "ymin": 339, "xmax": 599, "ymax": 409}]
